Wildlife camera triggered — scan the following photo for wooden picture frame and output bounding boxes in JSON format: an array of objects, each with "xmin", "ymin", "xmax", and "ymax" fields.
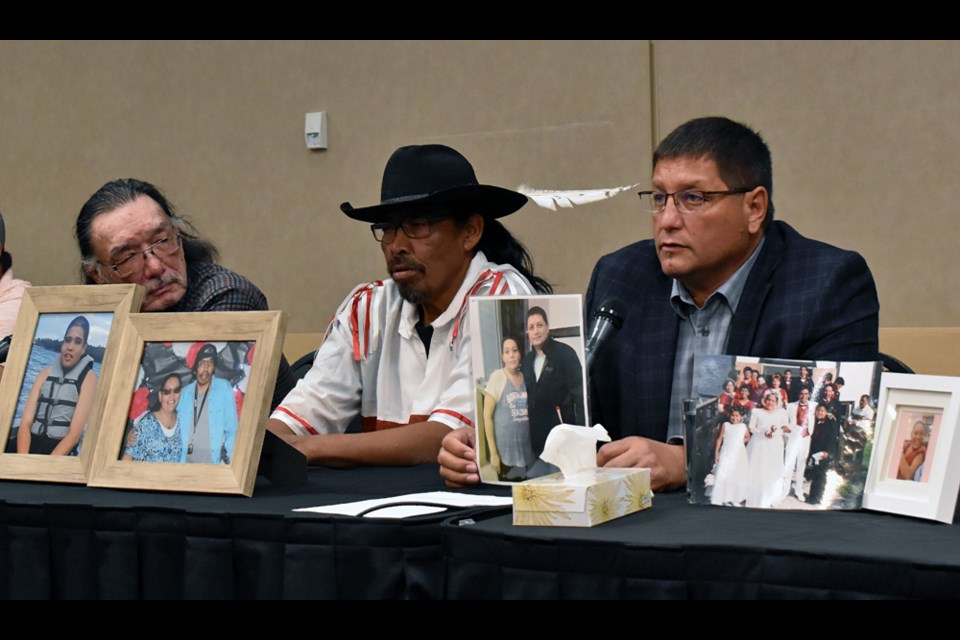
[
  {"xmin": 863, "ymin": 373, "xmax": 960, "ymax": 523},
  {"xmin": 0, "ymin": 285, "xmax": 144, "ymax": 483},
  {"xmin": 87, "ymin": 311, "xmax": 285, "ymax": 496}
]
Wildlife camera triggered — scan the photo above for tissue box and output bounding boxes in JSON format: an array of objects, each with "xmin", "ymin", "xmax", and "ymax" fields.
[{"xmin": 512, "ymin": 467, "xmax": 652, "ymax": 527}]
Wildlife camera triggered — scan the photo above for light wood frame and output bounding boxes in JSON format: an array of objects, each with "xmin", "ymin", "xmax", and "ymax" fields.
[
  {"xmin": 863, "ymin": 372, "xmax": 960, "ymax": 523},
  {"xmin": 0, "ymin": 285, "xmax": 144, "ymax": 483},
  {"xmin": 88, "ymin": 311, "xmax": 285, "ymax": 496}
]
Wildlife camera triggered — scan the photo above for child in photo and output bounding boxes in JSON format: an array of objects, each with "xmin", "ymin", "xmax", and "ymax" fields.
[{"xmin": 711, "ymin": 407, "xmax": 751, "ymax": 506}]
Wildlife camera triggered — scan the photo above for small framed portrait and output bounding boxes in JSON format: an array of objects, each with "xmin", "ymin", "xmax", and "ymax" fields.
[
  {"xmin": 468, "ymin": 294, "xmax": 589, "ymax": 484},
  {"xmin": 863, "ymin": 373, "xmax": 960, "ymax": 522},
  {"xmin": 0, "ymin": 285, "xmax": 143, "ymax": 483},
  {"xmin": 87, "ymin": 311, "xmax": 285, "ymax": 496}
]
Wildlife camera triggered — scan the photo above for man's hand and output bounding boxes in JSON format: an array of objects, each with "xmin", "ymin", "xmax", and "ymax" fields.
[
  {"xmin": 438, "ymin": 428, "xmax": 479, "ymax": 488},
  {"xmin": 596, "ymin": 436, "xmax": 686, "ymax": 491}
]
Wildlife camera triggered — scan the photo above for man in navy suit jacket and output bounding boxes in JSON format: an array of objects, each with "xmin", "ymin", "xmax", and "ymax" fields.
[{"xmin": 439, "ymin": 116, "xmax": 879, "ymax": 490}]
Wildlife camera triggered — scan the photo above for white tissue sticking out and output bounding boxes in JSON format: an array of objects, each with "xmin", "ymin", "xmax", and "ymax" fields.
[{"xmin": 540, "ymin": 423, "xmax": 611, "ymax": 479}]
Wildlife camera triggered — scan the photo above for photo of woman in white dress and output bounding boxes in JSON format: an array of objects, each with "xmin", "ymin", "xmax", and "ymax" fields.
[{"xmin": 746, "ymin": 390, "xmax": 790, "ymax": 508}]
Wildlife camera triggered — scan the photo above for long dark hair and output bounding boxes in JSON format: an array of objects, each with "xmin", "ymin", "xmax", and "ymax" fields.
[
  {"xmin": 76, "ymin": 178, "xmax": 219, "ymax": 282},
  {"xmin": 471, "ymin": 218, "xmax": 552, "ymax": 294}
]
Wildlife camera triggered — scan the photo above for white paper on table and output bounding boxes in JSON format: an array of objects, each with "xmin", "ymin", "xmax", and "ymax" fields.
[{"xmin": 294, "ymin": 491, "xmax": 513, "ymax": 519}]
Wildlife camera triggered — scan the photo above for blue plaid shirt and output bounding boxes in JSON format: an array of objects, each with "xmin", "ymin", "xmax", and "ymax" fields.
[{"xmin": 666, "ymin": 237, "xmax": 765, "ymax": 441}]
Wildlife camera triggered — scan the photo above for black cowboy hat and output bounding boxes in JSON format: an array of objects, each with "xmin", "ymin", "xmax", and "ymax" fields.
[{"xmin": 340, "ymin": 144, "xmax": 527, "ymax": 223}]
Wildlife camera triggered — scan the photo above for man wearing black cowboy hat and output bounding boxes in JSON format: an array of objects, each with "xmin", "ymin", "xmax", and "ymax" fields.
[{"xmin": 267, "ymin": 144, "xmax": 550, "ymax": 466}]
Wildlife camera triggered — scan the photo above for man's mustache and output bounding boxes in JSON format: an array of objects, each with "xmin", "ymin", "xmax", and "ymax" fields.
[
  {"xmin": 145, "ymin": 272, "xmax": 186, "ymax": 292},
  {"xmin": 389, "ymin": 258, "xmax": 425, "ymax": 274}
]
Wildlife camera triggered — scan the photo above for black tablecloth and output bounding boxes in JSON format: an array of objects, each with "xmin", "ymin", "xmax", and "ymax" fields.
[
  {"xmin": 442, "ymin": 492, "xmax": 960, "ymax": 599},
  {"xmin": 5, "ymin": 467, "xmax": 959, "ymax": 599},
  {"xmin": 0, "ymin": 465, "xmax": 509, "ymax": 599}
]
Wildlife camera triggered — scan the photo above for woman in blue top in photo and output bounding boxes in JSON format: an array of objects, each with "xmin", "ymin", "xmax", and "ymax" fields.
[{"xmin": 122, "ymin": 373, "xmax": 183, "ymax": 463}]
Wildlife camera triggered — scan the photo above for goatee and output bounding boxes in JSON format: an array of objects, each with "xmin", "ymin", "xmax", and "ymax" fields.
[{"xmin": 396, "ymin": 283, "xmax": 425, "ymax": 306}]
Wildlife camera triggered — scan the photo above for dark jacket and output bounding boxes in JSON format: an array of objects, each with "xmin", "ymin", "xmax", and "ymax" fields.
[
  {"xmin": 585, "ymin": 220, "xmax": 879, "ymax": 442},
  {"xmin": 521, "ymin": 336, "xmax": 585, "ymax": 455}
]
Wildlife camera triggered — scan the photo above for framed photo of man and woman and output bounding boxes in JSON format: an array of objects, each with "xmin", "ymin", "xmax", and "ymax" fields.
[
  {"xmin": 686, "ymin": 355, "xmax": 882, "ymax": 511},
  {"xmin": 468, "ymin": 294, "xmax": 589, "ymax": 485},
  {"xmin": 0, "ymin": 285, "xmax": 143, "ymax": 484},
  {"xmin": 87, "ymin": 310, "xmax": 285, "ymax": 496}
]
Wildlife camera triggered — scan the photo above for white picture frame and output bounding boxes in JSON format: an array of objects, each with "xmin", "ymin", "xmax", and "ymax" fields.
[{"xmin": 863, "ymin": 373, "xmax": 960, "ymax": 523}]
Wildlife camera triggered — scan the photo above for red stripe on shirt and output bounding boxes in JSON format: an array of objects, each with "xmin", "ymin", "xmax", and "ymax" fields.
[
  {"xmin": 451, "ymin": 269, "xmax": 502, "ymax": 346},
  {"xmin": 363, "ymin": 287, "xmax": 372, "ymax": 358},
  {"xmin": 275, "ymin": 406, "xmax": 318, "ymax": 435},
  {"xmin": 432, "ymin": 409, "xmax": 473, "ymax": 428},
  {"xmin": 350, "ymin": 291, "xmax": 362, "ymax": 361},
  {"xmin": 488, "ymin": 271, "xmax": 503, "ymax": 296}
]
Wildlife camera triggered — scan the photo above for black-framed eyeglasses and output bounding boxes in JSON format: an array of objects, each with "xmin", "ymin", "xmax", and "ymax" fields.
[
  {"xmin": 102, "ymin": 233, "xmax": 182, "ymax": 279},
  {"xmin": 370, "ymin": 217, "xmax": 452, "ymax": 243},
  {"xmin": 160, "ymin": 386, "xmax": 182, "ymax": 396},
  {"xmin": 638, "ymin": 189, "xmax": 753, "ymax": 215}
]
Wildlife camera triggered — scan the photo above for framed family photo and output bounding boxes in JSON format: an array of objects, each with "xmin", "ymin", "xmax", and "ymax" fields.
[
  {"xmin": 863, "ymin": 373, "xmax": 960, "ymax": 523},
  {"xmin": 87, "ymin": 310, "xmax": 285, "ymax": 496},
  {"xmin": 0, "ymin": 284, "xmax": 144, "ymax": 483},
  {"xmin": 468, "ymin": 294, "xmax": 589, "ymax": 485}
]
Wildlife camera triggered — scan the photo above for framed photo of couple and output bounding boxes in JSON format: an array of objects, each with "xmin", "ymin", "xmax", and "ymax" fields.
[{"xmin": 87, "ymin": 311, "xmax": 286, "ymax": 496}]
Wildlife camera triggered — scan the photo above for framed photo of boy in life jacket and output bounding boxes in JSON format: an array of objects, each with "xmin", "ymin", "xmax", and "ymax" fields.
[
  {"xmin": 87, "ymin": 310, "xmax": 285, "ymax": 496},
  {"xmin": 0, "ymin": 284, "xmax": 144, "ymax": 484}
]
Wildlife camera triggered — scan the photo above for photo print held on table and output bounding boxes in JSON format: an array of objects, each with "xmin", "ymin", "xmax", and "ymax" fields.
[
  {"xmin": 468, "ymin": 295, "xmax": 590, "ymax": 485},
  {"xmin": 686, "ymin": 355, "xmax": 881, "ymax": 511}
]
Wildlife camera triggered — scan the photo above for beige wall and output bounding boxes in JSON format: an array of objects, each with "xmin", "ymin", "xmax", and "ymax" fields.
[
  {"xmin": 0, "ymin": 41, "xmax": 954, "ymax": 352},
  {"xmin": 0, "ymin": 40, "xmax": 650, "ymax": 345},
  {"xmin": 653, "ymin": 40, "xmax": 960, "ymax": 329}
]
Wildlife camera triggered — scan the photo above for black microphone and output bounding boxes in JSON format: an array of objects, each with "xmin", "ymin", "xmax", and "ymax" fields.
[{"xmin": 585, "ymin": 298, "xmax": 625, "ymax": 370}]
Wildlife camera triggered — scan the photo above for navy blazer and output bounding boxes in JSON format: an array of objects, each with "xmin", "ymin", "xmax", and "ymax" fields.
[{"xmin": 584, "ymin": 221, "xmax": 880, "ymax": 443}]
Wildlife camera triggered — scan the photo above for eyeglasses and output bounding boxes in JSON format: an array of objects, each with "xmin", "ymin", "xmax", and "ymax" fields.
[
  {"xmin": 638, "ymin": 189, "xmax": 753, "ymax": 215},
  {"xmin": 370, "ymin": 217, "xmax": 451, "ymax": 243},
  {"xmin": 160, "ymin": 386, "xmax": 181, "ymax": 396},
  {"xmin": 103, "ymin": 233, "xmax": 182, "ymax": 279}
]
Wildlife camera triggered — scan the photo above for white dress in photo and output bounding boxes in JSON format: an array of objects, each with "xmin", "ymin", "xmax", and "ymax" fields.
[
  {"xmin": 711, "ymin": 422, "xmax": 749, "ymax": 506},
  {"xmin": 746, "ymin": 408, "xmax": 788, "ymax": 508}
]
